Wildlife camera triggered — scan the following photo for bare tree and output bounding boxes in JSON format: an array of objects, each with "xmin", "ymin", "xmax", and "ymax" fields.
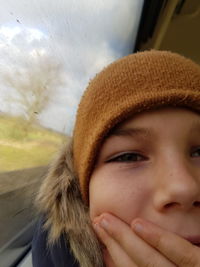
[{"xmin": 2, "ymin": 51, "xmax": 64, "ymax": 131}]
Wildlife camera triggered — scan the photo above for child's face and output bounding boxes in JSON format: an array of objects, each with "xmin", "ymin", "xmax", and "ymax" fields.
[{"xmin": 89, "ymin": 107, "xmax": 200, "ymax": 236}]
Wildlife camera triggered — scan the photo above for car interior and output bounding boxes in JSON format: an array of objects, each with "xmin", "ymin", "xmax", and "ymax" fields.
[{"xmin": 0, "ymin": 0, "xmax": 199, "ymax": 266}]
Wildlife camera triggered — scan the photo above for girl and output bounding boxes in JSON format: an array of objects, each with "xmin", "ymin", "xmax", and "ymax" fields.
[{"xmin": 32, "ymin": 50, "xmax": 200, "ymax": 267}]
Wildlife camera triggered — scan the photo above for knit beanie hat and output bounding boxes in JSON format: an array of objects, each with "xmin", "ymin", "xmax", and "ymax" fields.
[{"xmin": 72, "ymin": 50, "xmax": 200, "ymax": 204}]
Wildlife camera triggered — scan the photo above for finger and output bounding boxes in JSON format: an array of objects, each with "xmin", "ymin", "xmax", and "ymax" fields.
[
  {"xmin": 93, "ymin": 223, "xmax": 137, "ymax": 267},
  {"xmin": 132, "ymin": 219, "xmax": 200, "ymax": 267},
  {"xmin": 95, "ymin": 213, "xmax": 175, "ymax": 267}
]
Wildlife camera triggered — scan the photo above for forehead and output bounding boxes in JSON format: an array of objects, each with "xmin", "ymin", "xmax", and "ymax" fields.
[{"xmin": 105, "ymin": 107, "xmax": 200, "ymax": 140}]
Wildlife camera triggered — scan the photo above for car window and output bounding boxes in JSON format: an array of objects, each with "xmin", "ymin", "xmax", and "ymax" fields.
[{"xmin": 0, "ymin": 0, "xmax": 144, "ymax": 259}]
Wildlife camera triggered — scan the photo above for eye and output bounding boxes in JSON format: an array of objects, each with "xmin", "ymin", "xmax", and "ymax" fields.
[
  {"xmin": 191, "ymin": 147, "xmax": 200, "ymax": 157},
  {"xmin": 106, "ymin": 152, "xmax": 146, "ymax": 163}
]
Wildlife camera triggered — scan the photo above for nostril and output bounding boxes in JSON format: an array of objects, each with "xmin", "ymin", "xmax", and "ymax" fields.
[
  {"xmin": 164, "ymin": 202, "xmax": 177, "ymax": 208},
  {"xmin": 194, "ymin": 201, "xmax": 200, "ymax": 207},
  {"xmin": 164, "ymin": 202, "xmax": 200, "ymax": 209}
]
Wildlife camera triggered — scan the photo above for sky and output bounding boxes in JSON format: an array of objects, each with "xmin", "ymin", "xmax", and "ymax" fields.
[{"xmin": 0, "ymin": 0, "xmax": 144, "ymax": 135}]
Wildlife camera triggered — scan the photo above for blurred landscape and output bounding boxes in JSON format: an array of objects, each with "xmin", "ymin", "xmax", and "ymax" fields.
[
  {"xmin": 0, "ymin": 166, "xmax": 47, "ymax": 247},
  {"xmin": 0, "ymin": 113, "xmax": 69, "ymax": 246},
  {"xmin": 0, "ymin": 113, "xmax": 66, "ymax": 173}
]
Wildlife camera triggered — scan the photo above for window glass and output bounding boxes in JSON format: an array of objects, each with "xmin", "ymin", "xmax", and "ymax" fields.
[{"xmin": 0, "ymin": 0, "xmax": 144, "ymax": 248}]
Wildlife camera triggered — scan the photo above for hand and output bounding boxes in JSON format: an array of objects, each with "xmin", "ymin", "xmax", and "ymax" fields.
[{"xmin": 93, "ymin": 213, "xmax": 200, "ymax": 267}]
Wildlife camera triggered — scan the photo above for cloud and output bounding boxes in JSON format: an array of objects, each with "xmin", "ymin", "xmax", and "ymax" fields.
[{"xmin": 0, "ymin": 0, "xmax": 144, "ymax": 134}]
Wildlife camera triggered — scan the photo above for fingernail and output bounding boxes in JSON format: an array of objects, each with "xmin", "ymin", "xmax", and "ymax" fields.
[
  {"xmin": 132, "ymin": 222, "xmax": 143, "ymax": 233},
  {"xmin": 100, "ymin": 218, "xmax": 109, "ymax": 229}
]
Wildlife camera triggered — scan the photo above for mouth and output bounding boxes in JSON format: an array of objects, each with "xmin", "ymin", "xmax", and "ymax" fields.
[
  {"xmin": 179, "ymin": 235, "xmax": 200, "ymax": 247},
  {"xmin": 184, "ymin": 237, "xmax": 200, "ymax": 247},
  {"xmin": 192, "ymin": 243, "xmax": 200, "ymax": 247}
]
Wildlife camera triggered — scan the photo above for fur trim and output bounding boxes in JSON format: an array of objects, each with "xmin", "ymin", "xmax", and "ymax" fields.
[{"xmin": 35, "ymin": 138, "xmax": 105, "ymax": 267}]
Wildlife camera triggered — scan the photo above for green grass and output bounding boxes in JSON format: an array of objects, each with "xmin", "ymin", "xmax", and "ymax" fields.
[
  {"xmin": 0, "ymin": 114, "xmax": 68, "ymax": 172},
  {"xmin": 0, "ymin": 114, "xmax": 64, "ymax": 142}
]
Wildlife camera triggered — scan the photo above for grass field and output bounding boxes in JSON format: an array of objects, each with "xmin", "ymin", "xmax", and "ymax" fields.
[{"xmin": 0, "ymin": 114, "xmax": 68, "ymax": 172}]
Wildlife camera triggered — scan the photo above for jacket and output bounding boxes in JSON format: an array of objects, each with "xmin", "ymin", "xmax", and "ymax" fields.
[
  {"xmin": 32, "ymin": 139, "xmax": 104, "ymax": 267},
  {"xmin": 32, "ymin": 216, "xmax": 79, "ymax": 267}
]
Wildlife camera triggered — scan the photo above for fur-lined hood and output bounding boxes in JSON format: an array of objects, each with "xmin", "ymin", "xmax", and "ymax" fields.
[{"xmin": 35, "ymin": 138, "xmax": 105, "ymax": 267}]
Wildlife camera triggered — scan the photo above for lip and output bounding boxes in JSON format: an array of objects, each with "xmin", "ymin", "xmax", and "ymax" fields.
[{"xmin": 180, "ymin": 235, "xmax": 200, "ymax": 245}]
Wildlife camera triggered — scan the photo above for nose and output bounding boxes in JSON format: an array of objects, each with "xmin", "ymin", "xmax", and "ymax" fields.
[{"xmin": 153, "ymin": 157, "xmax": 200, "ymax": 212}]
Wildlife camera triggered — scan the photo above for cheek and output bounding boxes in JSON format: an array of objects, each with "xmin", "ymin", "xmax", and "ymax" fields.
[{"xmin": 89, "ymin": 167, "xmax": 151, "ymax": 224}]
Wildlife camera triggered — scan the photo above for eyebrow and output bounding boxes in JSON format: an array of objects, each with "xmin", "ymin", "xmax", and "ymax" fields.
[
  {"xmin": 106, "ymin": 120, "xmax": 200, "ymax": 139},
  {"xmin": 107, "ymin": 127, "xmax": 155, "ymax": 140}
]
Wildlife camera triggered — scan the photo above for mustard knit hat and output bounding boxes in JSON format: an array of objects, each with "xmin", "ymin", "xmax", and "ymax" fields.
[{"xmin": 72, "ymin": 50, "xmax": 200, "ymax": 204}]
